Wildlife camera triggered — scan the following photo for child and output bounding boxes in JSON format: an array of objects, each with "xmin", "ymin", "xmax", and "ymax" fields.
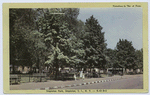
[{"xmin": 74, "ymin": 74, "xmax": 76, "ymax": 81}]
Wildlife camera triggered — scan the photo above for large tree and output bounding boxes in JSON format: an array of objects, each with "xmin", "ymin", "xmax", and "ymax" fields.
[
  {"xmin": 10, "ymin": 9, "xmax": 46, "ymax": 73},
  {"xmin": 10, "ymin": 9, "xmax": 34, "ymax": 72},
  {"xmin": 36, "ymin": 8, "xmax": 82, "ymax": 78},
  {"xmin": 116, "ymin": 39, "xmax": 136, "ymax": 71},
  {"xmin": 83, "ymin": 15, "xmax": 107, "ymax": 71}
]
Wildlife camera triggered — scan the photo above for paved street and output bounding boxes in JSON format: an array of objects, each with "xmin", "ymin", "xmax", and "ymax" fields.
[
  {"xmin": 64, "ymin": 74, "xmax": 143, "ymax": 89},
  {"xmin": 10, "ymin": 74, "xmax": 143, "ymax": 90}
]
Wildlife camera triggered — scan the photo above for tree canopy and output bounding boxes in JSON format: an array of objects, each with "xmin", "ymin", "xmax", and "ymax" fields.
[{"xmin": 10, "ymin": 8, "xmax": 143, "ymax": 76}]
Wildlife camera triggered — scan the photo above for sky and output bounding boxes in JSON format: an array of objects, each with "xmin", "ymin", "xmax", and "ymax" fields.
[{"xmin": 78, "ymin": 8, "xmax": 143, "ymax": 50}]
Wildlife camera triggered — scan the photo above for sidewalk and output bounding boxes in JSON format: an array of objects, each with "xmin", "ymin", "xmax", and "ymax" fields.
[{"xmin": 10, "ymin": 74, "xmax": 142, "ymax": 90}]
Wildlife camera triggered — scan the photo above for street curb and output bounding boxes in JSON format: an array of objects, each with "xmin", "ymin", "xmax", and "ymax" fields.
[{"xmin": 37, "ymin": 77, "xmax": 123, "ymax": 90}]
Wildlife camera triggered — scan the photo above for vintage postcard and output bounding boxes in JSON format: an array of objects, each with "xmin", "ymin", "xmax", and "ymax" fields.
[{"xmin": 3, "ymin": 2, "xmax": 148, "ymax": 94}]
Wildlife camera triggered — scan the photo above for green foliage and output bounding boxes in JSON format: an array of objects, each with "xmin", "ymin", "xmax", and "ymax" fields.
[
  {"xmin": 83, "ymin": 15, "xmax": 107, "ymax": 69},
  {"xmin": 62, "ymin": 8, "xmax": 80, "ymax": 31},
  {"xmin": 37, "ymin": 9, "xmax": 81, "ymax": 76},
  {"xmin": 105, "ymin": 48, "xmax": 117, "ymax": 68},
  {"xmin": 116, "ymin": 39, "xmax": 136, "ymax": 69},
  {"xmin": 10, "ymin": 9, "xmax": 47, "ymax": 73},
  {"xmin": 135, "ymin": 49, "xmax": 143, "ymax": 70},
  {"xmin": 10, "ymin": 8, "xmax": 143, "ymax": 76}
]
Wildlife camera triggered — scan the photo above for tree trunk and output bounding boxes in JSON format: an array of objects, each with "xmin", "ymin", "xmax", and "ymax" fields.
[
  {"xmin": 12, "ymin": 64, "xmax": 15, "ymax": 73},
  {"xmin": 39, "ymin": 60, "xmax": 42, "ymax": 73},
  {"xmin": 55, "ymin": 57, "xmax": 59, "ymax": 80},
  {"xmin": 124, "ymin": 68, "xmax": 127, "ymax": 74},
  {"xmin": 55, "ymin": 64, "xmax": 59, "ymax": 80},
  {"xmin": 38, "ymin": 55, "xmax": 42, "ymax": 73},
  {"xmin": 55, "ymin": 67, "xmax": 59, "ymax": 80}
]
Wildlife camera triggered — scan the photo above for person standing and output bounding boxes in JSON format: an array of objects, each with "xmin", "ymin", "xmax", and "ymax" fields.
[{"xmin": 74, "ymin": 74, "xmax": 76, "ymax": 81}]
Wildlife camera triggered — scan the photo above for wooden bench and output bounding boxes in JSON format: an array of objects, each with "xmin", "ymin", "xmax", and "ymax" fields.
[{"xmin": 10, "ymin": 74, "xmax": 20, "ymax": 85}]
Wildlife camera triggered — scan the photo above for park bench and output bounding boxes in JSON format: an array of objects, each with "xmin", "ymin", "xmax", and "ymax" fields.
[
  {"xmin": 32, "ymin": 73, "xmax": 47, "ymax": 82},
  {"xmin": 10, "ymin": 74, "xmax": 21, "ymax": 85}
]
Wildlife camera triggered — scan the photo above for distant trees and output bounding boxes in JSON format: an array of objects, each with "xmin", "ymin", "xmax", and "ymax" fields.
[
  {"xmin": 10, "ymin": 8, "xmax": 143, "ymax": 76},
  {"xmin": 114, "ymin": 39, "xmax": 143, "ymax": 73},
  {"xmin": 105, "ymin": 39, "xmax": 143, "ymax": 73},
  {"xmin": 135, "ymin": 49, "xmax": 143, "ymax": 72},
  {"xmin": 116, "ymin": 39, "xmax": 135, "ymax": 70}
]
